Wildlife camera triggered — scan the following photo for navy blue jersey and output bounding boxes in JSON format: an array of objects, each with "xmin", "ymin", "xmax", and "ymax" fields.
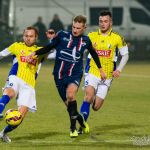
[
  {"xmin": 36, "ymin": 30, "xmax": 101, "ymax": 79},
  {"xmin": 53, "ymin": 31, "xmax": 90, "ymax": 79}
]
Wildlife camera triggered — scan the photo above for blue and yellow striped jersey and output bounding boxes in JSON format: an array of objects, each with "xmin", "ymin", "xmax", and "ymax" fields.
[
  {"xmin": 8, "ymin": 42, "xmax": 43, "ymax": 88},
  {"xmin": 88, "ymin": 28, "xmax": 127, "ymax": 79}
]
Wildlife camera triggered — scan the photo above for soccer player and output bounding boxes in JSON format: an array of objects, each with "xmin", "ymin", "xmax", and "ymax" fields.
[
  {"xmin": 46, "ymin": 29, "xmax": 55, "ymax": 40},
  {"xmin": 0, "ymin": 26, "xmax": 45, "ymax": 143},
  {"xmin": 79, "ymin": 10, "xmax": 129, "ymax": 133},
  {"xmin": 27, "ymin": 15, "xmax": 106, "ymax": 138}
]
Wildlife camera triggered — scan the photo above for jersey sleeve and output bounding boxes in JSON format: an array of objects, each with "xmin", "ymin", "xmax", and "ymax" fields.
[
  {"xmin": 0, "ymin": 48, "xmax": 11, "ymax": 59},
  {"xmin": 35, "ymin": 31, "xmax": 62, "ymax": 56},
  {"xmin": 117, "ymin": 35, "xmax": 127, "ymax": 49},
  {"xmin": 117, "ymin": 35, "xmax": 128, "ymax": 56},
  {"xmin": 7, "ymin": 42, "xmax": 19, "ymax": 55}
]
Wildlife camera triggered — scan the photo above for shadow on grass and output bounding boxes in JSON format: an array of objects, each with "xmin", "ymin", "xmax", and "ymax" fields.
[
  {"xmin": 91, "ymin": 123, "xmax": 146, "ymax": 136},
  {"xmin": 9, "ymin": 124, "xmax": 150, "ymax": 149},
  {"xmin": 14, "ymin": 131, "xmax": 64, "ymax": 140}
]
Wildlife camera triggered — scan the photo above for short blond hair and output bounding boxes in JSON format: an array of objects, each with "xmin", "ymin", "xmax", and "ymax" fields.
[{"xmin": 73, "ymin": 15, "xmax": 87, "ymax": 24}]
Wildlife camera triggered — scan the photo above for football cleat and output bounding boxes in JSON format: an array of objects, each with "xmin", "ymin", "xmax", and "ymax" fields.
[
  {"xmin": 78, "ymin": 127, "xmax": 83, "ymax": 134},
  {"xmin": 70, "ymin": 129, "xmax": 78, "ymax": 138},
  {"xmin": 0, "ymin": 130, "xmax": 11, "ymax": 143},
  {"xmin": 82, "ymin": 121, "xmax": 89, "ymax": 134},
  {"xmin": 77, "ymin": 113, "xmax": 90, "ymax": 134}
]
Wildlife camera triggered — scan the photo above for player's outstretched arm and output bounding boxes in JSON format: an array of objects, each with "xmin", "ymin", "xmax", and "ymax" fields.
[
  {"xmin": 26, "ymin": 36, "xmax": 59, "ymax": 63},
  {"xmin": 0, "ymin": 49, "xmax": 11, "ymax": 60},
  {"xmin": 35, "ymin": 31, "xmax": 61, "ymax": 56}
]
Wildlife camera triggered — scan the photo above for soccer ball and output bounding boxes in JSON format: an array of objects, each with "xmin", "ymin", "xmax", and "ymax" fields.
[{"xmin": 5, "ymin": 109, "xmax": 22, "ymax": 126}]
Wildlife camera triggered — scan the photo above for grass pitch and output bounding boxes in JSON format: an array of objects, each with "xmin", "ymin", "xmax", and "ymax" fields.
[{"xmin": 0, "ymin": 61, "xmax": 150, "ymax": 150}]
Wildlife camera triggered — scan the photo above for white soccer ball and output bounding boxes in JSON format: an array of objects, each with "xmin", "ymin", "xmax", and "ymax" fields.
[{"xmin": 5, "ymin": 109, "xmax": 22, "ymax": 126}]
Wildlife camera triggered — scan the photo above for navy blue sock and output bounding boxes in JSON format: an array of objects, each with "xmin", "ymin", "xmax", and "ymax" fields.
[
  {"xmin": 67, "ymin": 101, "xmax": 78, "ymax": 131},
  {"xmin": 0, "ymin": 95, "xmax": 10, "ymax": 114},
  {"xmin": 4, "ymin": 125, "xmax": 18, "ymax": 134},
  {"xmin": 80, "ymin": 101, "xmax": 90, "ymax": 121}
]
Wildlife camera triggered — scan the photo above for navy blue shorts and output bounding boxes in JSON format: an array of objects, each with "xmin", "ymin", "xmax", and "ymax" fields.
[{"xmin": 54, "ymin": 75, "xmax": 82, "ymax": 102}]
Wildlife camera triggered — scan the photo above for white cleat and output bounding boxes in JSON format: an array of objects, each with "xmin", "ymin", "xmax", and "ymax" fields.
[{"xmin": 0, "ymin": 130, "xmax": 11, "ymax": 143}]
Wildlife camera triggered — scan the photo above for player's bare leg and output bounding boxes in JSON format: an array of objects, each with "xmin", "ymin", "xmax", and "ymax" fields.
[{"xmin": 92, "ymin": 96, "xmax": 104, "ymax": 111}]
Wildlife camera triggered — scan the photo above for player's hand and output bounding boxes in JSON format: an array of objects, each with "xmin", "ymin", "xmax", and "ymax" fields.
[
  {"xmin": 26, "ymin": 52, "xmax": 37, "ymax": 63},
  {"xmin": 99, "ymin": 68, "xmax": 107, "ymax": 80},
  {"xmin": 113, "ymin": 70, "xmax": 121, "ymax": 78}
]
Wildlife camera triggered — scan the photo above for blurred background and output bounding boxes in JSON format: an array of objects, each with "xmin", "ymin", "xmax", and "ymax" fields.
[{"xmin": 0, "ymin": 0, "xmax": 150, "ymax": 60}]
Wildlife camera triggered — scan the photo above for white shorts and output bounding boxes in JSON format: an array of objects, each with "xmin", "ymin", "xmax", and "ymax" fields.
[
  {"xmin": 84, "ymin": 74, "xmax": 113, "ymax": 100},
  {"xmin": 4, "ymin": 75, "xmax": 37, "ymax": 112}
]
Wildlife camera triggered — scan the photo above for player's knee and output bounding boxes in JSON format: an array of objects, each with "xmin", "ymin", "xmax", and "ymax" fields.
[
  {"xmin": 66, "ymin": 85, "xmax": 77, "ymax": 100},
  {"xmin": 84, "ymin": 90, "xmax": 95, "ymax": 103},
  {"xmin": 84, "ymin": 94, "xmax": 94, "ymax": 103},
  {"xmin": 3, "ymin": 88, "xmax": 15, "ymax": 99}
]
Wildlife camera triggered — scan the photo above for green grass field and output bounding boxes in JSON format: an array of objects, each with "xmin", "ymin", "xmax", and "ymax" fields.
[{"xmin": 0, "ymin": 61, "xmax": 150, "ymax": 150}]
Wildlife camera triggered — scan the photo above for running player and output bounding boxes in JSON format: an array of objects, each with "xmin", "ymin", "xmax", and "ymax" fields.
[
  {"xmin": 27, "ymin": 15, "xmax": 106, "ymax": 138},
  {"xmin": 0, "ymin": 26, "xmax": 45, "ymax": 143},
  {"xmin": 79, "ymin": 10, "xmax": 129, "ymax": 133}
]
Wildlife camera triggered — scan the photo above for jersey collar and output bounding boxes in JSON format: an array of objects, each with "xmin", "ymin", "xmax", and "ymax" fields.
[{"xmin": 98, "ymin": 28, "xmax": 112, "ymax": 36}]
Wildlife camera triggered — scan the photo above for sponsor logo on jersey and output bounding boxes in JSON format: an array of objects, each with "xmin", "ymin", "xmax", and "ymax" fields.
[
  {"xmin": 20, "ymin": 56, "xmax": 26, "ymax": 62},
  {"xmin": 96, "ymin": 50, "xmax": 111, "ymax": 57},
  {"xmin": 20, "ymin": 56, "xmax": 37, "ymax": 66},
  {"xmin": 59, "ymin": 48, "xmax": 81, "ymax": 62}
]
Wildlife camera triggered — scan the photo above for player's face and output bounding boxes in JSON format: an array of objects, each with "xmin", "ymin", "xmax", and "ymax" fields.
[
  {"xmin": 99, "ymin": 15, "xmax": 112, "ymax": 34},
  {"xmin": 72, "ymin": 21, "xmax": 86, "ymax": 37},
  {"xmin": 23, "ymin": 29, "xmax": 37, "ymax": 46},
  {"xmin": 46, "ymin": 29, "xmax": 55, "ymax": 40}
]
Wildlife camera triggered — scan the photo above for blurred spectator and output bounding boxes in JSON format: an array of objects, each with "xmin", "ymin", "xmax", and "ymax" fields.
[
  {"xmin": 46, "ymin": 29, "xmax": 56, "ymax": 59},
  {"xmin": 0, "ymin": 20, "xmax": 14, "ymax": 50},
  {"xmin": 33, "ymin": 16, "xmax": 48, "ymax": 46},
  {"xmin": 49, "ymin": 14, "xmax": 64, "ymax": 33}
]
